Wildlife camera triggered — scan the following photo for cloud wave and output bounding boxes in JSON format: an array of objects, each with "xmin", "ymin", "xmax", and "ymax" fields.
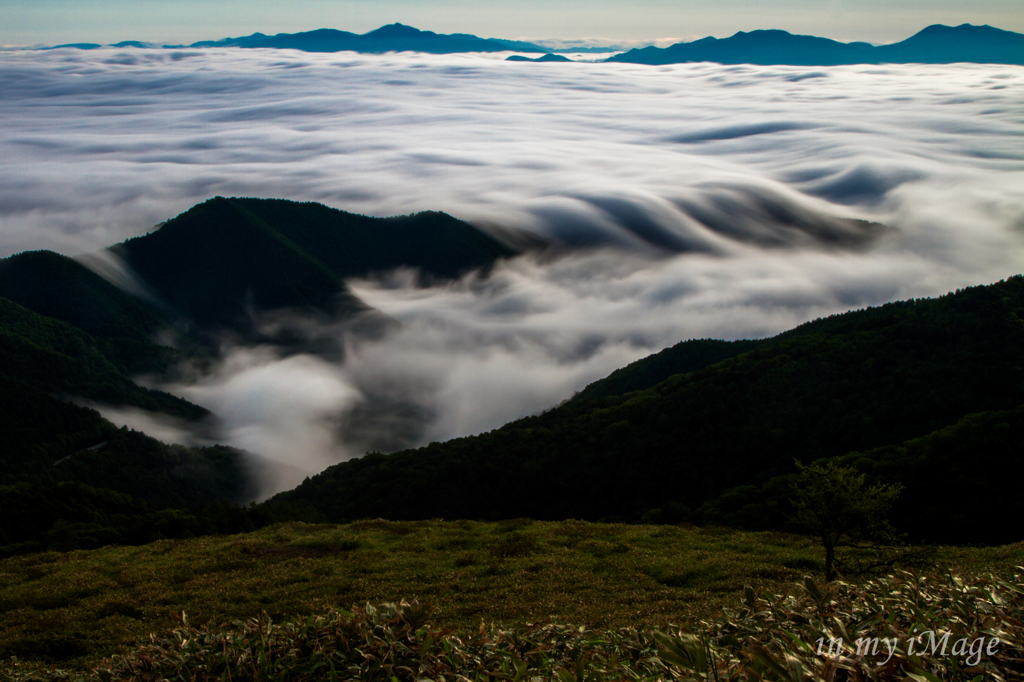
[{"xmin": 2, "ymin": 48, "xmax": 1023, "ymax": 496}]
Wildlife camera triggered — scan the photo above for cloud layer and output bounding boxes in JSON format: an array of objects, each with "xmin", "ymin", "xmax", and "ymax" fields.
[{"xmin": 2, "ymin": 48, "xmax": 1022, "ymax": 496}]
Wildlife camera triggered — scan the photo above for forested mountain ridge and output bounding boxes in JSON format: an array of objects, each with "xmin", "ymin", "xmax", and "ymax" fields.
[
  {"xmin": 115, "ymin": 197, "xmax": 518, "ymax": 335},
  {"xmin": 0, "ymin": 250, "xmax": 183, "ymax": 376},
  {"xmin": 0, "ymin": 295, "xmax": 255, "ymax": 555},
  {"xmin": 0, "ymin": 197, "xmax": 521, "ymax": 555},
  {"xmin": 270, "ymin": 275, "xmax": 1024, "ymax": 545},
  {"xmin": 3, "ymin": 195, "xmax": 1020, "ymax": 554},
  {"xmin": 0, "ymin": 296, "xmax": 203, "ymax": 419},
  {"xmin": 570, "ymin": 338, "xmax": 764, "ymax": 404}
]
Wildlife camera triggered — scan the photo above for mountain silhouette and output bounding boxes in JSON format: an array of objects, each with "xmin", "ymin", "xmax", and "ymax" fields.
[
  {"xmin": 608, "ymin": 23, "xmax": 1024, "ymax": 66},
  {"xmin": 3, "ymin": 197, "xmax": 517, "ymax": 353},
  {"xmin": 43, "ymin": 23, "xmax": 1022, "ymax": 64},
  {"xmin": 874, "ymin": 23, "xmax": 1024, "ymax": 63},
  {"xmin": 112, "ymin": 197, "xmax": 517, "ymax": 336},
  {"xmin": 191, "ymin": 23, "xmax": 550, "ymax": 54},
  {"xmin": 506, "ymin": 53, "xmax": 573, "ymax": 62}
]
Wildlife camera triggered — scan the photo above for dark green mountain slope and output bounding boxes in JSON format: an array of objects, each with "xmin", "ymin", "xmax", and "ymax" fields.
[
  {"xmin": 0, "ymin": 290, "xmax": 257, "ymax": 546},
  {"xmin": 0, "ymin": 196, "xmax": 522, "ymax": 556},
  {"xmin": 0, "ymin": 374, "xmax": 116, "ymax": 478},
  {"xmin": 0, "ymin": 297, "xmax": 203, "ymax": 419},
  {"xmin": 0, "ymin": 368, "xmax": 264, "ymax": 554},
  {"xmin": 116, "ymin": 198, "xmax": 361, "ymax": 330},
  {"xmin": 225, "ymin": 198, "xmax": 515, "ymax": 281},
  {"xmin": 843, "ymin": 405, "xmax": 1024, "ymax": 545},
  {"xmin": 0, "ymin": 480, "xmax": 265, "ymax": 556},
  {"xmin": 116, "ymin": 197, "xmax": 516, "ymax": 332},
  {"xmin": 572, "ymin": 338, "xmax": 764, "ymax": 404},
  {"xmin": 705, "ymin": 403, "xmax": 1024, "ymax": 545},
  {"xmin": 0, "ymin": 250, "xmax": 184, "ymax": 375},
  {"xmin": 0, "ymin": 371, "xmax": 259, "ymax": 555},
  {"xmin": 270, "ymin": 276, "xmax": 1024, "ymax": 545},
  {"xmin": 0, "ymin": 377, "xmax": 250, "ymax": 508}
]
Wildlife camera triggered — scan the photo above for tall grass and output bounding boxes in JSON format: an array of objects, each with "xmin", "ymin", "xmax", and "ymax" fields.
[
  {"xmin": 3, "ymin": 569, "xmax": 1021, "ymax": 681},
  {"xmin": 1, "ymin": 521, "xmax": 1021, "ymax": 679}
]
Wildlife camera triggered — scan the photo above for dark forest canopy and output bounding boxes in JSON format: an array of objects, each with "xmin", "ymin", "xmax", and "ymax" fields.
[
  {"xmin": 0, "ymin": 197, "xmax": 517, "ymax": 555},
  {"xmin": 115, "ymin": 197, "xmax": 518, "ymax": 336},
  {"xmin": 269, "ymin": 276, "xmax": 1024, "ymax": 546},
  {"xmin": 1, "ymin": 195, "xmax": 1021, "ymax": 555}
]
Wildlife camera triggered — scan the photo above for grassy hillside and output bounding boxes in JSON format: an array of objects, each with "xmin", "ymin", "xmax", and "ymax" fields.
[
  {"xmin": 271, "ymin": 276, "xmax": 1024, "ymax": 546},
  {"xmin": 26, "ymin": 569, "xmax": 1019, "ymax": 682},
  {"xmin": 0, "ymin": 519, "xmax": 1019, "ymax": 669}
]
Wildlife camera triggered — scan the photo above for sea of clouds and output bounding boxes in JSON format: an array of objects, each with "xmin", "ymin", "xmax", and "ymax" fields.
[{"xmin": 2, "ymin": 47, "xmax": 1022, "ymax": 496}]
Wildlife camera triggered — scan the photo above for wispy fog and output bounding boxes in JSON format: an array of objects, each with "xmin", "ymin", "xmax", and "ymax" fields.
[{"xmin": 2, "ymin": 48, "xmax": 1022, "ymax": 497}]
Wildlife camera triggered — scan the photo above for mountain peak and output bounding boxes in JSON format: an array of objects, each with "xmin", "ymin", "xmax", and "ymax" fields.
[
  {"xmin": 907, "ymin": 23, "xmax": 1007, "ymax": 40},
  {"xmin": 611, "ymin": 22, "xmax": 1024, "ymax": 65},
  {"xmin": 364, "ymin": 23, "xmax": 426, "ymax": 39}
]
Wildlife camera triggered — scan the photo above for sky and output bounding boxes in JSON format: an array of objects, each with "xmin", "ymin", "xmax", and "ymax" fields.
[
  {"xmin": 3, "ymin": 46, "xmax": 1020, "ymax": 496},
  {"xmin": 3, "ymin": 0, "xmax": 1024, "ymax": 48}
]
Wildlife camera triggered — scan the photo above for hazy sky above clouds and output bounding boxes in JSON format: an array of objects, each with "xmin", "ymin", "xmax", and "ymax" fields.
[{"xmin": 3, "ymin": 0, "xmax": 1023, "ymax": 47}]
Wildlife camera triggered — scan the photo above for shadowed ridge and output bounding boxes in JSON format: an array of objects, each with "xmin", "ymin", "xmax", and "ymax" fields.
[
  {"xmin": 0, "ymin": 250, "xmax": 175, "ymax": 375},
  {"xmin": 116, "ymin": 197, "xmax": 358, "ymax": 331},
  {"xmin": 226, "ymin": 198, "xmax": 517, "ymax": 282},
  {"xmin": 114, "ymin": 197, "xmax": 518, "ymax": 335},
  {"xmin": 571, "ymin": 338, "xmax": 764, "ymax": 404},
  {"xmin": 267, "ymin": 275, "xmax": 1024, "ymax": 546},
  {"xmin": 0, "ymin": 296, "xmax": 206, "ymax": 419}
]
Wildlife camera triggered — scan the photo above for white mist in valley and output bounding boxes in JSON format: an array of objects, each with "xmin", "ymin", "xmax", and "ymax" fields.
[{"xmin": 1, "ymin": 48, "xmax": 1022, "ymax": 497}]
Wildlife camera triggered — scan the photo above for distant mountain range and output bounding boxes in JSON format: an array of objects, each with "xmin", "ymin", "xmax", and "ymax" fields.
[
  {"xmin": 50, "ymin": 23, "xmax": 550, "ymax": 54},
  {"xmin": 505, "ymin": 53, "xmax": 573, "ymax": 63},
  {"xmin": 608, "ymin": 23, "xmax": 1024, "ymax": 66},
  {"xmin": 44, "ymin": 22, "xmax": 1024, "ymax": 65},
  {"xmin": 189, "ymin": 23, "xmax": 551, "ymax": 54}
]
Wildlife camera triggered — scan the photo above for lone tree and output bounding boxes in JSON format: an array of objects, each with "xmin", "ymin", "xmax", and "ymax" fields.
[{"xmin": 790, "ymin": 458, "xmax": 903, "ymax": 582}]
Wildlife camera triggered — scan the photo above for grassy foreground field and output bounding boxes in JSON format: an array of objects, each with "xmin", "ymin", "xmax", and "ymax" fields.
[{"xmin": 1, "ymin": 519, "xmax": 1022, "ymax": 671}]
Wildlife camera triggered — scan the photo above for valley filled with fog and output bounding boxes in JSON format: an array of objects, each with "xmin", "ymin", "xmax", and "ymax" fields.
[{"xmin": 2, "ymin": 47, "xmax": 1022, "ymax": 496}]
